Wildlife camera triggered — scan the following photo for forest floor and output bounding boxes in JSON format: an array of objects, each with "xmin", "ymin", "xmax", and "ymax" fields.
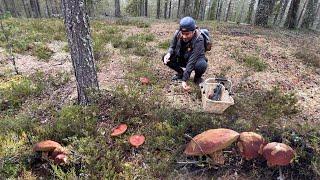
[{"xmin": 0, "ymin": 18, "xmax": 320, "ymax": 179}]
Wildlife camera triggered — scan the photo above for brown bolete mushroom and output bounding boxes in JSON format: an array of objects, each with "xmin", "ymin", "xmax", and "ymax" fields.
[
  {"xmin": 129, "ymin": 135, "xmax": 145, "ymax": 148},
  {"xmin": 184, "ymin": 128, "xmax": 239, "ymax": 164},
  {"xmin": 139, "ymin": 77, "xmax": 150, "ymax": 85},
  {"xmin": 262, "ymin": 142, "xmax": 295, "ymax": 167},
  {"xmin": 184, "ymin": 128, "xmax": 240, "ymax": 156},
  {"xmin": 237, "ymin": 132, "xmax": 266, "ymax": 160},
  {"xmin": 33, "ymin": 140, "xmax": 63, "ymax": 152},
  {"xmin": 111, "ymin": 123, "xmax": 128, "ymax": 137}
]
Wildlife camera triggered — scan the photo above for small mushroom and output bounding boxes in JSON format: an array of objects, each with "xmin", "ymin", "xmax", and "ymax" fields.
[
  {"xmin": 33, "ymin": 140, "xmax": 63, "ymax": 152},
  {"xmin": 139, "ymin": 77, "xmax": 150, "ymax": 85},
  {"xmin": 129, "ymin": 135, "xmax": 145, "ymax": 148},
  {"xmin": 184, "ymin": 128, "xmax": 240, "ymax": 156},
  {"xmin": 111, "ymin": 123, "xmax": 128, "ymax": 137},
  {"xmin": 53, "ymin": 154, "xmax": 68, "ymax": 165},
  {"xmin": 262, "ymin": 142, "xmax": 295, "ymax": 167},
  {"xmin": 237, "ymin": 132, "xmax": 266, "ymax": 160}
]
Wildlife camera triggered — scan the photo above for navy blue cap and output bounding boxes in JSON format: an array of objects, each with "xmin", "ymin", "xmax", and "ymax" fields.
[{"xmin": 179, "ymin": 16, "xmax": 196, "ymax": 32}]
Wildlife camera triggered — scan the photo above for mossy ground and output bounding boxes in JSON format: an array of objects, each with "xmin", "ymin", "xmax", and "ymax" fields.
[{"xmin": 0, "ymin": 17, "xmax": 319, "ymax": 179}]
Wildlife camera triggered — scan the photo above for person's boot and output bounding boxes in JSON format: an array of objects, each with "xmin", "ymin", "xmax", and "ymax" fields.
[
  {"xmin": 194, "ymin": 77, "xmax": 204, "ymax": 85},
  {"xmin": 171, "ymin": 74, "xmax": 183, "ymax": 81}
]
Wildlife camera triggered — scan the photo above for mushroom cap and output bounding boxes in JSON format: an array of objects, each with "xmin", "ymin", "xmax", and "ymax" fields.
[
  {"xmin": 129, "ymin": 135, "xmax": 145, "ymax": 148},
  {"xmin": 54, "ymin": 154, "xmax": 68, "ymax": 165},
  {"xmin": 262, "ymin": 142, "xmax": 295, "ymax": 167},
  {"xmin": 111, "ymin": 123, "xmax": 128, "ymax": 137},
  {"xmin": 139, "ymin": 77, "xmax": 150, "ymax": 85},
  {"xmin": 237, "ymin": 132, "xmax": 266, "ymax": 160},
  {"xmin": 184, "ymin": 128, "xmax": 240, "ymax": 156},
  {"xmin": 33, "ymin": 140, "xmax": 63, "ymax": 152}
]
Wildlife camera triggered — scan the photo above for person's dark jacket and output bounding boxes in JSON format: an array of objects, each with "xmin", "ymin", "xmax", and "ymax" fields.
[{"xmin": 167, "ymin": 29, "xmax": 206, "ymax": 81}]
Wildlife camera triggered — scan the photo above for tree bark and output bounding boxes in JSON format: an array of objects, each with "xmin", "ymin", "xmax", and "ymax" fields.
[
  {"xmin": 115, "ymin": 0, "xmax": 121, "ymax": 17},
  {"xmin": 280, "ymin": 0, "xmax": 293, "ymax": 27},
  {"xmin": 156, "ymin": 0, "xmax": 161, "ymax": 19},
  {"xmin": 286, "ymin": 0, "xmax": 300, "ymax": 28},
  {"xmin": 301, "ymin": 0, "xmax": 318, "ymax": 28},
  {"xmin": 168, "ymin": 0, "xmax": 172, "ymax": 18},
  {"xmin": 177, "ymin": 0, "xmax": 181, "ymax": 18},
  {"xmin": 247, "ymin": 0, "xmax": 256, "ymax": 23},
  {"xmin": 144, "ymin": 0, "xmax": 148, "ymax": 17},
  {"xmin": 45, "ymin": 0, "xmax": 51, "ymax": 17},
  {"xmin": 164, "ymin": 0, "xmax": 168, "ymax": 18},
  {"xmin": 21, "ymin": 0, "xmax": 31, "ymax": 17},
  {"xmin": 61, "ymin": 0, "xmax": 99, "ymax": 105},
  {"xmin": 312, "ymin": 1, "xmax": 320, "ymax": 29},
  {"xmin": 255, "ymin": 0, "xmax": 276, "ymax": 26}
]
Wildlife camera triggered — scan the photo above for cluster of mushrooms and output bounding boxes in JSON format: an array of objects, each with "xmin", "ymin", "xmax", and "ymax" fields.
[
  {"xmin": 33, "ymin": 140, "xmax": 68, "ymax": 165},
  {"xmin": 111, "ymin": 123, "xmax": 145, "ymax": 148},
  {"xmin": 184, "ymin": 128, "xmax": 295, "ymax": 167}
]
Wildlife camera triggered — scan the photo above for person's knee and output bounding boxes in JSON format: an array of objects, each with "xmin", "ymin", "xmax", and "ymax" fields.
[{"xmin": 195, "ymin": 58, "xmax": 207, "ymax": 74}]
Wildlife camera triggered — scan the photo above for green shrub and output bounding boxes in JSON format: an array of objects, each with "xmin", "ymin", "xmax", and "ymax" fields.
[
  {"xmin": 158, "ymin": 40, "xmax": 170, "ymax": 49},
  {"xmin": 32, "ymin": 43, "xmax": 54, "ymax": 61},
  {"xmin": 0, "ymin": 75, "xmax": 43, "ymax": 112},
  {"xmin": 243, "ymin": 55, "xmax": 268, "ymax": 71}
]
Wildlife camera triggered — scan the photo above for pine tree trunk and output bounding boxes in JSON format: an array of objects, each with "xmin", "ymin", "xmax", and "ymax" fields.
[
  {"xmin": 255, "ymin": 0, "xmax": 276, "ymax": 26},
  {"xmin": 280, "ymin": 0, "xmax": 293, "ymax": 27},
  {"xmin": 115, "ymin": 0, "xmax": 121, "ymax": 17},
  {"xmin": 61, "ymin": 0, "xmax": 99, "ymax": 105},
  {"xmin": 312, "ymin": 1, "xmax": 320, "ymax": 29},
  {"xmin": 199, "ymin": 0, "xmax": 207, "ymax": 20},
  {"xmin": 301, "ymin": 0, "xmax": 318, "ymax": 28},
  {"xmin": 144, "ymin": 0, "xmax": 148, "ymax": 17},
  {"xmin": 156, "ymin": 0, "xmax": 161, "ymax": 19},
  {"xmin": 21, "ymin": 0, "xmax": 30, "ymax": 17},
  {"xmin": 45, "ymin": 0, "xmax": 51, "ymax": 17},
  {"xmin": 168, "ymin": 0, "xmax": 172, "ymax": 18},
  {"xmin": 177, "ymin": 0, "xmax": 181, "ymax": 18},
  {"xmin": 247, "ymin": 0, "xmax": 256, "ymax": 23},
  {"xmin": 35, "ymin": 0, "xmax": 41, "ymax": 17},
  {"xmin": 286, "ymin": 0, "xmax": 300, "ymax": 28},
  {"xmin": 164, "ymin": 0, "xmax": 168, "ymax": 18}
]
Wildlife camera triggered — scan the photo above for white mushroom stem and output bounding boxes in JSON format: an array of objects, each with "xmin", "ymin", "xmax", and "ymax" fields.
[{"xmin": 277, "ymin": 167, "xmax": 285, "ymax": 180}]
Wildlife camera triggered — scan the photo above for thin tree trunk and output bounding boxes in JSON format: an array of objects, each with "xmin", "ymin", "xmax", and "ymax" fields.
[
  {"xmin": 286, "ymin": 0, "xmax": 300, "ymax": 28},
  {"xmin": 21, "ymin": 0, "xmax": 30, "ymax": 17},
  {"xmin": 35, "ymin": 0, "xmax": 41, "ymax": 17},
  {"xmin": 200, "ymin": 0, "xmax": 207, "ymax": 20},
  {"xmin": 115, "ymin": 0, "xmax": 121, "ymax": 17},
  {"xmin": 177, "ymin": 0, "xmax": 181, "ymax": 18},
  {"xmin": 45, "ymin": 0, "xmax": 51, "ymax": 17},
  {"xmin": 252, "ymin": 0, "xmax": 260, "ymax": 24},
  {"xmin": 238, "ymin": 0, "xmax": 246, "ymax": 23},
  {"xmin": 3, "ymin": 0, "xmax": 9, "ymax": 12},
  {"xmin": 301, "ymin": 0, "xmax": 318, "ymax": 28},
  {"xmin": 312, "ymin": 1, "xmax": 320, "ymax": 29},
  {"xmin": 164, "ymin": 0, "xmax": 168, "ymax": 19},
  {"xmin": 255, "ymin": 0, "xmax": 276, "ymax": 26},
  {"xmin": 280, "ymin": 0, "xmax": 293, "ymax": 27},
  {"xmin": 156, "ymin": 0, "xmax": 161, "ymax": 19},
  {"xmin": 144, "ymin": 0, "xmax": 148, "ymax": 16},
  {"xmin": 61, "ymin": 0, "xmax": 99, "ymax": 105},
  {"xmin": 168, "ymin": 0, "xmax": 172, "ymax": 18},
  {"xmin": 247, "ymin": 0, "xmax": 256, "ymax": 23}
]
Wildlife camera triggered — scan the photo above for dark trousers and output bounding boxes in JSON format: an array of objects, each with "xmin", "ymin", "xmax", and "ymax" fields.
[{"xmin": 162, "ymin": 54, "xmax": 208, "ymax": 79}]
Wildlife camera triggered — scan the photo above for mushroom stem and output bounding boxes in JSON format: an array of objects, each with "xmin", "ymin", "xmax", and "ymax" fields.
[{"xmin": 277, "ymin": 167, "xmax": 285, "ymax": 180}]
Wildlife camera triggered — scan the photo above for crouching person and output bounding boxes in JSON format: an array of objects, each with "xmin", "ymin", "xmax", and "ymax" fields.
[{"xmin": 162, "ymin": 16, "xmax": 208, "ymax": 90}]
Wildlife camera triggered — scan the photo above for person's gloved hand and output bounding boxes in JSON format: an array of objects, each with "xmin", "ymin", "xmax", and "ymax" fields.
[
  {"xmin": 182, "ymin": 81, "xmax": 191, "ymax": 91},
  {"xmin": 163, "ymin": 53, "xmax": 171, "ymax": 64}
]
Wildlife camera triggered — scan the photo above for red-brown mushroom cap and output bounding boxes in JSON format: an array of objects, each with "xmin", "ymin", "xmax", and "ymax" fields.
[
  {"xmin": 262, "ymin": 142, "xmax": 295, "ymax": 167},
  {"xmin": 184, "ymin": 128, "xmax": 240, "ymax": 156},
  {"xmin": 33, "ymin": 140, "xmax": 63, "ymax": 152},
  {"xmin": 50, "ymin": 146, "xmax": 68, "ymax": 159},
  {"xmin": 111, "ymin": 123, "xmax": 128, "ymax": 137},
  {"xmin": 129, "ymin": 135, "xmax": 145, "ymax": 148},
  {"xmin": 237, "ymin": 132, "xmax": 266, "ymax": 160},
  {"xmin": 139, "ymin": 77, "xmax": 150, "ymax": 85}
]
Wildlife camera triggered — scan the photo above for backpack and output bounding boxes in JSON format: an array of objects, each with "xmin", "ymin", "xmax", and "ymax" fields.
[
  {"xmin": 175, "ymin": 28, "xmax": 212, "ymax": 52},
  {"xmin": 199, "ymin": 29, "xmax": 212, "ymax": 52}
]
